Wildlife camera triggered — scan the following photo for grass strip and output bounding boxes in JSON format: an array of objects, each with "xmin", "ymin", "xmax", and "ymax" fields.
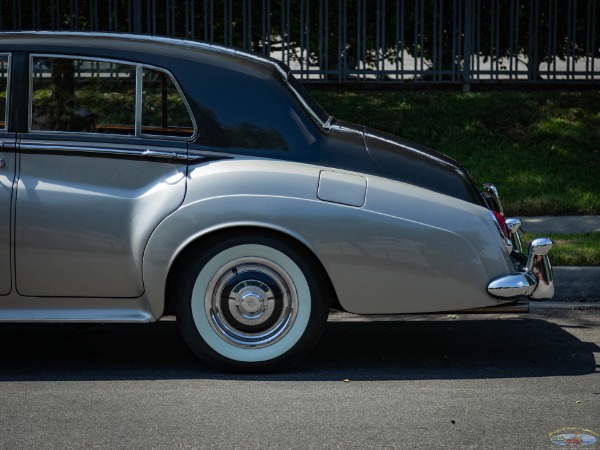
[
  {"xmin": 309, "ymin": 89, "xmax": 600, "ymax": 216},
  {"xmin": 520, "ymin": 232, "xmax": 600, "ymax": 266}
]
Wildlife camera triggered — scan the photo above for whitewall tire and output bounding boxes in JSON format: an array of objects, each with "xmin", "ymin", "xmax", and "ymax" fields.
[{"xmin": 177, "ymin": 233, "xmax": 330, "ymax": 372}]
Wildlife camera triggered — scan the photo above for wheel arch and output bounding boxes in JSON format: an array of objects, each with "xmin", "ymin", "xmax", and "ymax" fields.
[{"xmin": 162, "ymin": 225, "xmax": 340, "ymax": 317}]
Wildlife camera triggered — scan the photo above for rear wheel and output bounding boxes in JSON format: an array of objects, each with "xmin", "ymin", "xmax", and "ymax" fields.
[{"xmin": 176, "ymin": 233, "xmax": 330, "ymax": 372}]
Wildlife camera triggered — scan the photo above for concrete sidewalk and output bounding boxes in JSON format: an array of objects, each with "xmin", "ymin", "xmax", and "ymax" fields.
[
  {"xmin": 521, "ymin": 215, "xmax": 600, "ymax": 234},
  {"xmin": 519, "ymin": 216, "xmax": 599, "ymax": 300}
]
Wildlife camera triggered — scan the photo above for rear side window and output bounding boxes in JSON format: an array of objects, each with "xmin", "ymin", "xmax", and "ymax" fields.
[
  {"xmin": 142, "ymin": 67, "xmax": 194, "ymax": 137},
  {"xmin": 0, "ymin": 54, "xmax": 8, "ymax": 131},
  {"xmin": 31, "ymin": 57, "xmax": 136, "ymax": 134},
  {"xmin": 29, "ymin": 55, "xmax": 194, "ymax": 139}
]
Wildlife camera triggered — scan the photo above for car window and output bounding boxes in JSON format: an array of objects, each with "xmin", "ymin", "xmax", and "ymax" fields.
[
  {"xmin": 142, "ymin": 67, "xmax": 194, "ymax": 138},
  {"xmin": 31, "ymin": 56, "xmax": 136, "ymax": 134},
  {"xmin": 29, "ymin": 56, "xmax": 195, "ymax": 140},
  {"xmin": 183, "ymin": 64, "xmax": 321, "ymax": 157},
  {"xmin": 0, "ymin": 54, "xmax": 8, "ymax": 131}
]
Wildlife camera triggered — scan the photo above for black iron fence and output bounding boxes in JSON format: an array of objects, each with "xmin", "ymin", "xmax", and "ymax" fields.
[{"xmin": 1, "ymin": 0, "xmax": 598, "ymax": 86}]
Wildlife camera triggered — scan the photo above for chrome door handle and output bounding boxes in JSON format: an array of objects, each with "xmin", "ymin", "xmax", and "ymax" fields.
[{"xmin": 142, "ymin": 149, "xmax": 184, "ymax": 160}]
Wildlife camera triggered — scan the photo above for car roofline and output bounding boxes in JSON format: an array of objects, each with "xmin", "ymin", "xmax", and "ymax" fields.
[{"xmin": 0, "ymin": 30, "xmax": 289, "ymax": 78}]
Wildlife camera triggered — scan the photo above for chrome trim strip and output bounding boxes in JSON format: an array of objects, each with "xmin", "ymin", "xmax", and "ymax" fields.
[
  {"xmin": 141, "ymin": 149, "xmax": 180, "ymax": 159},
  {"xmin": 135, "ymin": 65, "xmax": 143, "ymax": 136},
  {"xmin": 19, "ymin": 143, "xmax": 188, "ymax": 161},
  {"xmin": 363, "ymin": 129, "xmax": 460, "ymax": 171},
  {"xmin": 483, "ymin": 183, "xmax": 504, "ymax": 215},
  {"xmin": 487, "ymin": 209, "xmax": 513, "ymax": 255},
  {"xmin": 27, "ymin": 54, "xmax": 34, "ymax": 132},
  {"xmin": 139, "ymin": 65, "xmax": 199, "ymax": 140},
  {"xmin": 286, "ymin": 73, "xmax": 328, "ymax": 129}
]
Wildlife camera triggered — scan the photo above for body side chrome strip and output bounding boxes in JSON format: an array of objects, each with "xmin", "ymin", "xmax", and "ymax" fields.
[
  {"xmin": 18, "ymin": 142, "xmax": 232, "ymax": 165},
  {"xmin": 19, "ymin": 142, "xmax": 187, "ymax": 161}
]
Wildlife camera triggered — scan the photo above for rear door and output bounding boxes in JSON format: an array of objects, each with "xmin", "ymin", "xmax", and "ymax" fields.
[{"xmin": 16, "ymin": 55, "xmax": 195, "ymax": 298}]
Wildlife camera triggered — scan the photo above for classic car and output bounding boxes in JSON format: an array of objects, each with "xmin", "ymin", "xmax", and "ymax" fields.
[{"xmin": 0, "ymin": 32, "xmax": 553, "ymax": 372}]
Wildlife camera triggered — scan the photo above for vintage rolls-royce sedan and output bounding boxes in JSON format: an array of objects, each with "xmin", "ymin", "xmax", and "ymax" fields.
[{"xmin": 0, "ymin": 32, "xmax": 553, "ymax": 371}]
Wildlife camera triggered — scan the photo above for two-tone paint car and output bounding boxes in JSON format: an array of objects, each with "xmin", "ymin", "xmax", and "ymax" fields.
[{"xmin": 0, "ymin": 32, "xmax": 553, "ymax": 371}]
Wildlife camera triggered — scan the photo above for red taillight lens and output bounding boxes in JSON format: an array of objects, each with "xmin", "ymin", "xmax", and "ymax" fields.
[{"xmin": 493, "ymin": 210, "xmax": 509, "ymax": 237}]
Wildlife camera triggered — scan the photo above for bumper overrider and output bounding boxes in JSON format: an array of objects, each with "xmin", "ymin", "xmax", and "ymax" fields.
[{"xmin": 483, "ymin": 185, "xmax": 554, "ymax": 300}]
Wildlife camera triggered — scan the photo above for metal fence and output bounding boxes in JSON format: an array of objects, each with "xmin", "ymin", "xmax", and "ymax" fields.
[{"xmin": 1, "ymin": 0, "xmax": 598, "ymax": 86}]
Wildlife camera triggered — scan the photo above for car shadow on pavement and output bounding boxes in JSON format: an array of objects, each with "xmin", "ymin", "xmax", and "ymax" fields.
[{"xmin": 0, "ymin": 314, "xmax": 597, "ymax": 382}]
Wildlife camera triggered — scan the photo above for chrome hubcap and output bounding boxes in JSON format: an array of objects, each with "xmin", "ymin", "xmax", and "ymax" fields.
[
  {"xmin": 205, "ymin": 257, "xmax": 298, "ymax": 349},
  {"xmin": 229, "ymin": 280, "xmax": 274, "ymax": 324}
]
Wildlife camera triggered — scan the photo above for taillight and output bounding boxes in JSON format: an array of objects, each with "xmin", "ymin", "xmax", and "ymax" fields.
[{"xmin": 493, "ymin": 210, "xmax": 509, "ymax": 237}]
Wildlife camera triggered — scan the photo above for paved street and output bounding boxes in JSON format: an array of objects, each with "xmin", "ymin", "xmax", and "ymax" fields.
[{"xmin": 0, "ymin": 310, "xmax": 598, "ymax": 449}]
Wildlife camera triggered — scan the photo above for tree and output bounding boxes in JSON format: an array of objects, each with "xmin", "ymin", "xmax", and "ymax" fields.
[{"xmin": 0, "ymin": 0, "xmax": 598, "ymax": 81}]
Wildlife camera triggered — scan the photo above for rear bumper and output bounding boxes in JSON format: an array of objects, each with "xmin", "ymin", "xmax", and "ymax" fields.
[
  {"xmin": 481, "ymin": 185, "xmax": 554, "ymax": 300},
  {"xmin": 488, "ymin": 233, "xmax": 554, "ymax": 300}
]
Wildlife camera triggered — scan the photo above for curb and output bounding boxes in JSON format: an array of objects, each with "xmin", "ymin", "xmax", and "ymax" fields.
[
  {"xmin": 553, "ymin": 267, "xmax": 600, "ymax": 299},
  {"xmin": 528, "ymin": 300, "xmax": 600, "ymax": 311},
  {"xmin": 517, "ymin": 217, "xmax": 599, "ymax": 304}
]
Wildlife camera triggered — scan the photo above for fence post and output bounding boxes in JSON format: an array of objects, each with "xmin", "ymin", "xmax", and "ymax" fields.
[
  {"xmin": 463, "ymin": 0, "xmax": 472, "ymax": 92},
  {"xmin": 133, "ymin": 0, "xmax": 142, "ymax": 34}
]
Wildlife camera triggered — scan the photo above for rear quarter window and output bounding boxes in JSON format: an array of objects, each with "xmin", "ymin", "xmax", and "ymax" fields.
[{"xmin": 182, "ymin": 62, "xmax": 321, "ymax": 160}]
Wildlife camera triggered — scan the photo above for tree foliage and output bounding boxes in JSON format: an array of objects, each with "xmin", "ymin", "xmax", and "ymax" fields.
[{"xmin": 1, "ymin": 0, "xmax": 598, "ymax": 81}]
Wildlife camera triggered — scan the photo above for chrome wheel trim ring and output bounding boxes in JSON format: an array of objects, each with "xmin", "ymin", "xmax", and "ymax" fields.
[
  {"xmin": 205, "ymin": 257, "xmax": 299, "ymax": 349},
  {"xmin": 191, "ymin": 243, "xmax": 312, "ymax": 363}
]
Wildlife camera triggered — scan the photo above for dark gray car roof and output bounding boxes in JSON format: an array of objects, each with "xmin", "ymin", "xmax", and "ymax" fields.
[{"xmin": 0, "ymin": 31, "xmax": 289, "ymax": 77}]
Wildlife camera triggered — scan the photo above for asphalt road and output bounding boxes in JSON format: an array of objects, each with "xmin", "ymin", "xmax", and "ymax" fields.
[{"xmin": 0, "ymin": 310, "xmax": 598, "ymax": 449}]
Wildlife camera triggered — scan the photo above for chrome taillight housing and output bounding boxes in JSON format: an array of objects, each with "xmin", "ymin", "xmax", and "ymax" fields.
[
  {"xmin": 488, "ymin": 209, "xmax": 513, "ymax": 255},
  {"xmin": 484, "ymin": 183, "xmax": 515, "ymax": 255}
]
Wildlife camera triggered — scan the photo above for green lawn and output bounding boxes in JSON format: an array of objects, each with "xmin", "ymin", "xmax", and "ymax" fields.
[
  {"xmin": 309, "ymin": 89, "xmax": 600, "ymax": 216},
  {"xmin": 521, "ymin": 232, "xmax": 600, "ymax": 266}
]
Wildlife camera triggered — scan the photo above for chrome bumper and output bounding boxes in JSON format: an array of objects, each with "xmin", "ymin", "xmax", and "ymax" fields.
[{"xmin": 488, "ymin": 235, "xmax": 554, "ymax": 300}]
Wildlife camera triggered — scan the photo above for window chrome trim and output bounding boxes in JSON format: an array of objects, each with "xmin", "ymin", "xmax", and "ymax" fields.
[
  {"xmin": 135, "ymin": 65, "xmax": 143, "ymax": 136},
  {"xmin": 0, "ymin": 53, "xmax": 11, "ymax": 132},
  {"xmin": 27, "ymin": 53, "xmax": 198, "ymax": 141},
  {"xmin": 139, "ymin": 65, "xmax": 198, "ymax": 140}
]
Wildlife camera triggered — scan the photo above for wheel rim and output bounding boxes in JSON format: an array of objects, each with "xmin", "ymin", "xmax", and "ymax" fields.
[{"xmin": 204, "ymin": 256, "xmax": 299, "ymax": 349}]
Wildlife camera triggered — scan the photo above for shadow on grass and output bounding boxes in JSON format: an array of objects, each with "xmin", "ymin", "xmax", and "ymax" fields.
[{"xmin": 0, "ymin": 314, "xmax": 597, "ymax": 382}]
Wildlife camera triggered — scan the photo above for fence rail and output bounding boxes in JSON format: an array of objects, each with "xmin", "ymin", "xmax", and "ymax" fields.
[{"xmin": 1, "ymin": 0, "xmax": 598, "ymax": 86}]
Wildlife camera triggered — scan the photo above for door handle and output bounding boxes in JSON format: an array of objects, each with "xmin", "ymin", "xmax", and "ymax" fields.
[
  {"xmin": 142, "ymin": 149, "xmax": 184, "ymax": 160},
  {"xmin": 0, "ymin": 159, "xmax": 5, "ymax": 168}
]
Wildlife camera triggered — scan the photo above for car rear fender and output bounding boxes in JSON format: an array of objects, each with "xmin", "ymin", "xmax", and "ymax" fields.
[{"xmin": 143, "ymin": 159, "xmax": 513, "ymax": 317}]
